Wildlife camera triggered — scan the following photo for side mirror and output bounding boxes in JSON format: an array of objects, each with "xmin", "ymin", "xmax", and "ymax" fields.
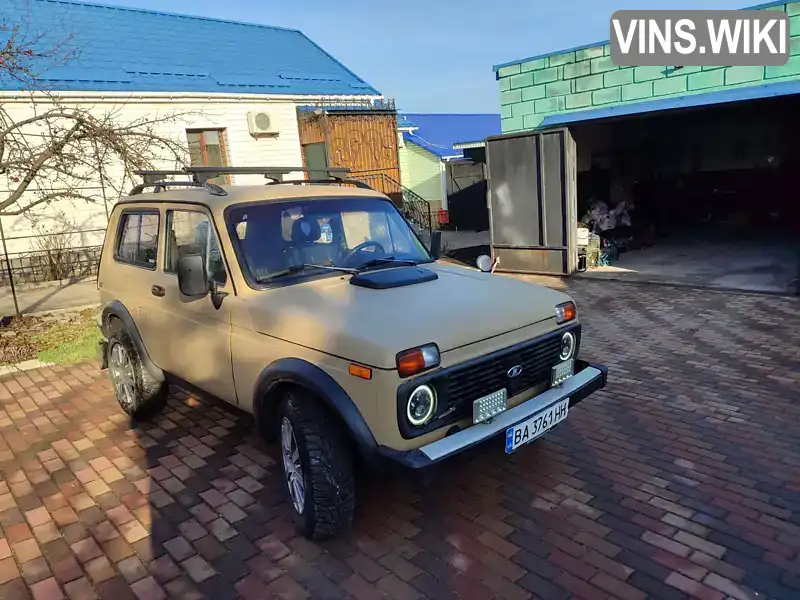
[
  {"xmin": 177, "ymin": 255, "xmax": 208, "ymax": 297},
  {"xmin": 476, "ymin": 254, "xmax": 494, "ymax": 273},
  {"xmin": 429, "ymin": 230, "xmax": 442, "ymax": 259}
]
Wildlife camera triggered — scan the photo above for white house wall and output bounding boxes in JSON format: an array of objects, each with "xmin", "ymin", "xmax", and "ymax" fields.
[
  {"xmin": 398, "ymin": 141, "xmax": 444, "ymax": 212},
  {"xmin": 0, "ymin": 94, "xmax": 354, "ymax": 255}
]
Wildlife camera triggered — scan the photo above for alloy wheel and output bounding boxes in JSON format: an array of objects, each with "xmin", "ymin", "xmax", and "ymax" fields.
[
  {"xmin": 281, "ymin": 417, "xmax": 305, "ymax": 514},
  {"xmin": 109, "ymin": 342, "xmax": 136, "ymax": 410}
]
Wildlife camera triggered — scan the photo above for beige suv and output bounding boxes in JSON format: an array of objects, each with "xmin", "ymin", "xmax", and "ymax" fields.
[{"xmin": 97, "ymin": 166, "xmax": 607, "ymax": 539}]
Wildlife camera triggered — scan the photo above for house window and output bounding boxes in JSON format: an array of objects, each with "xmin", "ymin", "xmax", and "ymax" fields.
[{"xmin": 187, "ymin": 129, "xmax": 229, "ymax": 184}]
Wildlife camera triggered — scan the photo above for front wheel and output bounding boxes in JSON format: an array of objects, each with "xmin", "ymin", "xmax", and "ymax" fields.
[
  {"xmin": 278, "ymin": 388, "xmax": 355, "ymax": 540},
  {"xmin": 106, "ymin": 320, "xmax": 168, "ymax": 420}
]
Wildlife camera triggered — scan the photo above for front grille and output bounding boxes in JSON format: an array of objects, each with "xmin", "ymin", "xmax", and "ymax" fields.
[
  {"xmin": 395, "ymin": 325, "xmax": 580, "ymax": 440},
  {"xmin": 442, "ymin": 331, "xmax": 566, "ymax": 417}
]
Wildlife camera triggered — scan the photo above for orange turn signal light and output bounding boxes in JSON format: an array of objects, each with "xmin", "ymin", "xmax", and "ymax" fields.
[
  {"xmin": 556, "ymin": 301, "xmax": 577, "ymax": 324},
  {"xmin": 396, "ymin": 344, "xmax": 440, "ymax": 378},
  {"xmin": 349, "ymin": 364, "xmax": 372, "ymax": 380}
]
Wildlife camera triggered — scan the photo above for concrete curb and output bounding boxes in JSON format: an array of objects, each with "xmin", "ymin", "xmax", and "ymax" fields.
[
  {"xmin": 3, "ymin": 276, "xmax": 98, "ymax": 292},
  {"xmin": 0, "ymin": 359, "xmax": 56, "ymax": 377},
  {"xmin": 0, "ymin": 304, "xmax": 102, "ymax": 376},
  {"xmin": 574, "ymin": 270, "xmax": 798, "ymax": 297},
  {"xmin": 26, "ymin": 303, "xmax": 102, "ymax": 317}
]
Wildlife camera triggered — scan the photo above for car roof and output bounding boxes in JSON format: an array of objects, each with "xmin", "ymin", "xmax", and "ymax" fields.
[{"xmin": 116, "ymin": 182, "xmax": 391, "ymax": 209}]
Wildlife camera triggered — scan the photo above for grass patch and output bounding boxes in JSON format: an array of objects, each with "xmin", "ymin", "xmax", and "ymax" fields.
[
  {"xmin": 34, "ymin": 321, "xmax": 102, "ymax": 365},
  {"xmin": 0, "ymin": 308, "xmax": 101, "ymax": 365}
]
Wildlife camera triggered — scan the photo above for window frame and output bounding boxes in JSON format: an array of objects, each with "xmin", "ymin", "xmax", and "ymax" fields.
[
  {"xmin": 186, "ymin": 128, "xmax": 230, "ymax": 185},
  {"xmin": 164, "ymin": 208, "xmax": 228, "ymax": 285},
  {"xmin": 113, "ymin": 209, "xmax": 161, "ymax": 271}
]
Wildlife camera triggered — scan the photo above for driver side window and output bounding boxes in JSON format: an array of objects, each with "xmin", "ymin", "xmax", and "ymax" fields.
[
  {"xmin": 341, "ymin": 211, "xmax": 372, "ymax": 249},
  {"xmin": 340, "ymin": 210, "xmax": 412, "ymax": 254},
  {"xmin": 166, "ymin": 210, "xmax": 227, "ymax": 284}
]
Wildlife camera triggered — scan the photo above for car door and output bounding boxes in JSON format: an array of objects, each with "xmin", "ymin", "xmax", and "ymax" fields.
[
  {"xmin": 100, "ymin": 207, "xmax": 167, "ymax": 362},
  {"xmin": 150, "ymin": 205, "xmax": 237, "ymax": 404}
]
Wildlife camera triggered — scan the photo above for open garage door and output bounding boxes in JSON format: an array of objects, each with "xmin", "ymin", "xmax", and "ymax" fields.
[
  {"xmin": 486, "ymin": 128, "xmax": 577, "ymax": 275},
  {"xmin": 568, "ymin": 94, "xmax": 800, "ymax": 294}
]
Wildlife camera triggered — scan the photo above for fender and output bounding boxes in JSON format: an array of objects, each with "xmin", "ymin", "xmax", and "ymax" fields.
[
  {"xmin": 253, "ymin": 357, "xmax": 381, "ymax": 470},
  {"xmin": 100, "ymin": 300, "xmax": 165, "ymax": 384}
]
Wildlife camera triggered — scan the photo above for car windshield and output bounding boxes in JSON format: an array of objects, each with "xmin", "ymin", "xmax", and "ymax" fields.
[{"xmin": 226, "ymin": 196, "xmax": 432, "ymax": 284}]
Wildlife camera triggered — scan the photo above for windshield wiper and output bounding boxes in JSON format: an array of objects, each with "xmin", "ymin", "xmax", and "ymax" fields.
[
  {"xmin": 356, "ymin": 257, "xmax": 419, "ymax": 272},
  {"xmin": 257, "ymin": 263, "xmax": 356, "ymax": 282},
  {"xmin": 256, "ymin": 258, "xmax": 418, "ymax": 283}
]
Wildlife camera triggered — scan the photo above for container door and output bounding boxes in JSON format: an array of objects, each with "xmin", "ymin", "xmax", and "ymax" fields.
[{"xmin": 486, "ymin": 128, "xmax": 577, "ymax": 276}]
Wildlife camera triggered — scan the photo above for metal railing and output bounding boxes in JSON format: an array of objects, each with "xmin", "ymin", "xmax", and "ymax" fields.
[
  {"xmin": 0, "ymin": 226, "xmax": 105, "ymax": 316},
  {"xmin": 396, "ymin": 181, "xmax": 436, "ymax": 235},
  {"xmin": 0, "ymin": 245, "xmax": 102, "ymax": 286}
]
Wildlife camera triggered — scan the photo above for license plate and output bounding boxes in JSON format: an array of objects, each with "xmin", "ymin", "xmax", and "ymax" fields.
[
  {"xmin": 473, "ymin": 389, "xmax": 508, "ymax": 424},
  {"xmin": 505, "ymin": 398, "xmax": 569, "ymax": 453},
  {"xmin": 551, "ymin": 359, "xmax": 574, "ymax": 386}
]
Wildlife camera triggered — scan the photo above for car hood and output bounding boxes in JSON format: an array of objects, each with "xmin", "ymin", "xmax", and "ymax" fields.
[{"xmin": 248, "ymin": 262, "xmax": 572, "ymax": 369}]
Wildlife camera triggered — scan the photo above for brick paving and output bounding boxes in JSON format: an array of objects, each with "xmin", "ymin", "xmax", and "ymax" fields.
[{"xmin": 0, "ymin": 279, "xmax": 799, "ymax": 599}]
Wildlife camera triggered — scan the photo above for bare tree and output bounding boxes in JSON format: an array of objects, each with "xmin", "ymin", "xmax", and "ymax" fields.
[
  {"xmin": 0, "ymin": 0, "xmax": 73, "ymax": 86},
  {"xmin": 0, "ymin": 3, "xmax": 191, "ymax": 217}
]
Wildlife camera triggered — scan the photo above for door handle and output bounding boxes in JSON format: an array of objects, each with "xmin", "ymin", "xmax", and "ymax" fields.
[{"xmin": 151, "ymin": 285, "xmax": 165, "ymax": 297}]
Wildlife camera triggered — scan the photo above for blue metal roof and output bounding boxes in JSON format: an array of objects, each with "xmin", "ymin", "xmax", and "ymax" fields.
[
  {"xmin": 536, "ymin": 79, "xmax": 800, "ymax": 128},
  {"xmin": 397, "ymin": 116, "xmax": 418, "ymax": 129},
  {"xmin": 492, "ymin": 0, "xmax": 789, "ymax": 72},
  {"xmin": 400, "ymin": 113, "xmax": 501, "ymax": 159},
  {"xmin": 1, "ymin": 0, "xmax": 380, "ymax": 96}
]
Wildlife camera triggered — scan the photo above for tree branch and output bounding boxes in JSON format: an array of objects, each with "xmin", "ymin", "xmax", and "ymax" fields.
[
  {"xmin": 0, "ymin": 119, "xmax": 83, "ymax": 211},
  {"xmin": 0, "ymin": 6, "xmax": 195, "ymax": 219},
  {"xmin": 0, "ymin": 191, "xmax": 97, "ymax": 216}
]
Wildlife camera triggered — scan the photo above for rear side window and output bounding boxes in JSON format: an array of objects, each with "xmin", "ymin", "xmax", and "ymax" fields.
[{"xmin": 115, "ymin": 211, "xmax": 160, "ymax": 269}]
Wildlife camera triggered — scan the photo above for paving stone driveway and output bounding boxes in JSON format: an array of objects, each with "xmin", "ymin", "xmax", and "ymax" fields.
[{"xmin": 0, "ymin": 280, "xmax": 798, "ymax": 600}]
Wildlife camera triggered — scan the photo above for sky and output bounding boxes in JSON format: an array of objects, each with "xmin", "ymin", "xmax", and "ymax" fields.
[{"xmin": 103, "ymin": 0, "xmax": 754, "ymax": 114}]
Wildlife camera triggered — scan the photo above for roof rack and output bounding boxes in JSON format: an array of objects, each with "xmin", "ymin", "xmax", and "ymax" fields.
[
  {"xmin": 135, "ymin": 170, "xmax": 187, "ymax": 185},
  {"xmin": 266, "ymin": 178, "xmax": 374, "ymax": 190},
  {"xmin": 129, "ymin": 179, "xmax": 228, "ymax": 196},
  {"xmin": 131, "ymin": 166, "xmax": 367, "ymax": 196},
  {"xmin": 183, "ymin": 166, "xmax": 350, "ymax": 184}
]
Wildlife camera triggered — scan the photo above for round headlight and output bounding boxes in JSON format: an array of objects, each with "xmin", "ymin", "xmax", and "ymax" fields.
[
  {"xmin": 560, "ymin": 331, "xmax": 576, "ymax": 361},
  {"xmin": 406, "ymin": 385, "xmax": 436, "ymax": 427}
]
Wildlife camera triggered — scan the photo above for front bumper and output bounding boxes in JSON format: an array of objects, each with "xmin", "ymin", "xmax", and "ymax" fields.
[{"xmin": 378, "ymin": 359, "xmax": 607, "ymax": 469}]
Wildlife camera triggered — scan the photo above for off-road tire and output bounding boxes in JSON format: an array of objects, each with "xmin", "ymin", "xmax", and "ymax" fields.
[
  {"xmin": 106, "ymin": 319, "xmax": 168, "ymax": 420},
  {"xmin": 279, "ymin": 387, "xmax": 355, "ymax": 540}
]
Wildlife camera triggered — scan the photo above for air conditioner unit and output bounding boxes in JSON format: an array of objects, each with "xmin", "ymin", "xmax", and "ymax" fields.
[{"xmin": 247, "ymin": 111, "xmax": 278, "ymax": 137}]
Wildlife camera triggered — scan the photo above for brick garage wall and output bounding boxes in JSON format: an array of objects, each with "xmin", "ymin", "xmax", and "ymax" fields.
[{"xmin": 497, "ymin": 2, "xmax": 800, "ymax": 133}]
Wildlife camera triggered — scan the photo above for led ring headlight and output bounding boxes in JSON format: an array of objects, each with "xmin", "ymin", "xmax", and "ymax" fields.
[
  {"xmin": 559, "ymin": 331, "xmax": 576, "ymax": 361},
  {"xmin": 406, "ymin": 384, "xmax": 436, "ymax": 427}
]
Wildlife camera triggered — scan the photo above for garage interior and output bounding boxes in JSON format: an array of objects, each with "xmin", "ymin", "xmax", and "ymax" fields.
[{"xmin": 570, "ymin": 94, "xmax": 800, "ymax": 294}]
